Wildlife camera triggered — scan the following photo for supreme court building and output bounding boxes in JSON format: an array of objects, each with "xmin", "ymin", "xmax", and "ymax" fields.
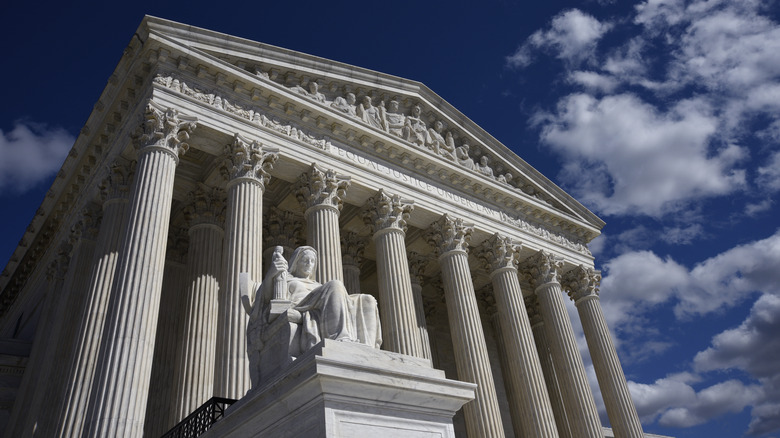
[{"xmin": 0, "ymin": 16, "xmax": 651, "ymax": 438}]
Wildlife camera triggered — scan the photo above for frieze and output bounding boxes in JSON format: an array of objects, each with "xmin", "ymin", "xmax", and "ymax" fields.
[
  {"xmin": 155, "ymin": 73, "xmax": 562, "ymax": 210},
  {"xmin": 153, "ymin": 74, "xmax": 591, "ymax": 256}
]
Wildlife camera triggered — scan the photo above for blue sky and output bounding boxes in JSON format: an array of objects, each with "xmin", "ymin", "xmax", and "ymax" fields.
[{"xmin": 1, "ymin": 1, "xmax": 779, "ymax": 436}]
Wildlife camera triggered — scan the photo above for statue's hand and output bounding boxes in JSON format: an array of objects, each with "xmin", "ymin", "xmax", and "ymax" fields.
[{"xmin": 271, "ymin": 257, "xmax": 288, "ymax": 277}]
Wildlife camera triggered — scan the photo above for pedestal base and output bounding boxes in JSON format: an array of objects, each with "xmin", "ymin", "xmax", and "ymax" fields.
[{"xmin": 203, "ymin": 339, "xmax": 475, "ymax": 437}]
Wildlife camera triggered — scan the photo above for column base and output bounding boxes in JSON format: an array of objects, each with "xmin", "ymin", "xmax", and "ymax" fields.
[{"xmin": 203, "ymin": 339, "xmax": 475, "ymax": 438}]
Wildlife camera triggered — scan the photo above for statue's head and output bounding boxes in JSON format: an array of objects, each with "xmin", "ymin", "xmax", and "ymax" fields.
[{"xmin": 289, "ymin": 246, "xmax": 317, "ymax": 280}]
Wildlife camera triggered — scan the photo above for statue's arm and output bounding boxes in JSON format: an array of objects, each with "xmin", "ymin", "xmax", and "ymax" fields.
[{"xmin": 239, "ymin": 272, "xmax": 254, "ymax": 315}]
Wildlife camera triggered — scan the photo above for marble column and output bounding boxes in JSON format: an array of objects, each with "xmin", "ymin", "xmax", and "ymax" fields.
[
  {"xmin": 481, "ymin": 298, "xmax": 524, "ymax": 438},
  {"xmin": 521, "ymin": 251, "xmax": 602, "ymax": 438},
  {"xmin": 295, "ymin": 164, "xmax": 350, "ymax": 283},
  {"xmin": 408, "ymin": 252, "xmax": 433, "ymax": 361},
  {"xmin": 56, "ymin": 161, "xmax": 133, "ymax": 438},
  {"xmin": 363, "ymin": 190, "xmax": 423, "ymax": 358},
  {"xmin": 215, "ymin": 134, "xmax": 278, "ymax": 400},
  {"xmin": 36, "ymin": 208, "xmax": 101, "ymax": 436},
  {"xmin": 83, "ymin": 103, "xmax": 197, "ymax": 438},
  {"xmin": 476, "ymin": 234, "xmax": 558, "ymax": 438},
  {"xmin": 143, "ymin": 229, "xmax": 188, "ymax": 437},
  {"xmin": 6, "ymin": 240, "xmax": 71, "ymax": 438},
  {"xmin": 174, "ymin": 186, "xmax": 225, "ymax": 420},
  {"xmin": 563, "ymin": 266, "xmax": 643, "ymax": 438},
  {"xmin": 425, "ymin": 214, "xmax": 505, "ymax": 438},
  {"xmin": 526, "ymin": 295, "xmax": 573, "ymax": 438},
  {"xmin": 341, "ymin": 231, "xmax": 365, "ymax": 294}
]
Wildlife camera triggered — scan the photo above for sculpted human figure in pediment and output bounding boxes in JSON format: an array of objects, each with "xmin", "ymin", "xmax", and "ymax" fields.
[
  {"xmin": 358, "ymin": 96, "xmax": 384, "ymax": 129},
  {"xmin": 429, "ymin": 120, "xmax": 456, "ymax": 161},
  {"xmin": 456, "ymin": 143, "xmax": 475, "ymax": 170},
  {"xmin": 404, "ymin": 105, "xmax": 431, "ymax": 147},
  {"xmin": 331, "ymin": 92, "xmax": 357, "ymax": 117},
  {"xmin": 381, "ymin": 99, "xmax": 406, "ymax": 137},
  {"xmin": 477, "ymin": 155, "xmax": 495, "ymax": 178}
]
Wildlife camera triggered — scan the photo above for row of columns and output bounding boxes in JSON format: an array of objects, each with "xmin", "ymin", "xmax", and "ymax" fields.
[{"xmin": 7, "ymin": 100, "xmax": 642, "ymax": 438}]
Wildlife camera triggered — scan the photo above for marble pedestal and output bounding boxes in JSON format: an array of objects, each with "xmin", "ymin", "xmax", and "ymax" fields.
[{"xmin": 203, "ymin": 339, "xmax": 475, "ymax": 438}]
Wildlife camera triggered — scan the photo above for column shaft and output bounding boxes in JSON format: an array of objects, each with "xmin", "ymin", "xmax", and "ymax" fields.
[
  {"xmin": 578, "ymin": 295, "xmax": 643, "ymax": 437},
  {"xmin": 440, "ymin": 250, "xmax": 505, "ymax": 438},
  {"xmin": 374, "ymin": 228, "xmax": 424, "ymax": 357},
  {"xmin": 536, "ymin": 281, "xmax": 603, "ymax": 437},
  {"xmin": 84, "ymin": 146, "xmax": 180, "ymax": 437},
  {"xmin": 175, "ymin": 223, "xmax": 223, "ymax": 419},
  {"xmin": 306, "ymin": 204, "xmax": 343, "ymax": 283},
  {"xmin": 529, "ymin": 310, "xmax": 572, "ymax": 438},
  {"xmin": 491, "ymin": 269, "xmax": 558, "ymax": 438},
  {"xmin": 56, "ymin": 196, "xmax": 130, "ymax": 437},
  {"xmin": 143, "ymin": 257, "xmax": 187, "ymax": 437},
  {"xmin": 215, "ymin": 179, "xmax": 263, "ymax": 398}
]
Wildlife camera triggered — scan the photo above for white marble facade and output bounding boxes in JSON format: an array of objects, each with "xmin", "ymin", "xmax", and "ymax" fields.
[{"xmin": 0, "ymin": 16, "xmax": 648, "ymax": 438}]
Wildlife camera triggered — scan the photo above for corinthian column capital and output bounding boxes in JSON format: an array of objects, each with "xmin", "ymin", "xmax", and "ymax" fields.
[
  {"xmin": 424, "ymin": 214, "xmax": 473, "ymax": 255},
  {"xmin": 524, "ymin": 295, "xmax": 543, "ymax": 327},
  {"xmin": 132, "ymin": 101, "xmax": 197, "ymax": 161},
  {"xmin": 341, "ymin": 232, "xmax": 366, "ymax": 266},
  {"xmin": 362, "ymin": 189, "xmax": 414, "ymax": 233},
  {"xmin": 520, "ymin": 251, "xmax": 564, "ymax": 289},
  {"xmin": 222, "ymin": 133, "xmax": 279, "ymax": 188},
  {"xmin": 476, "ymin": 233, "xmax": 520, "ymax": 274},
  {"xmin": 184, "ymin": 184, "xmax": 226, "ymax": 228},
  {"xmin": 100, "ymin": 160, "xmax": 135, "ymax": 202},
  {"xmin": 562, "ymin": 265, "xmax": 601, "ymax": 303},
  {"xmin": 407, "ymin": 252, "xmax": 430, "ymax": 287},
  {"xmin": 294, "ymin": 164, "xmax": 350, "ymax": 212}
]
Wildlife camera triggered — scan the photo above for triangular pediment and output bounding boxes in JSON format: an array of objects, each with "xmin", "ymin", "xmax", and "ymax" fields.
[{"xmin": 139, "ymin": 16, "xmax": 604, "ymax": 242}]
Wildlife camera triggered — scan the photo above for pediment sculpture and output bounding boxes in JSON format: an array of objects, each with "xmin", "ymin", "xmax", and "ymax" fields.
[{"xmin": 241, "ymin": 246, "xmax": 382, "ymax": 388}]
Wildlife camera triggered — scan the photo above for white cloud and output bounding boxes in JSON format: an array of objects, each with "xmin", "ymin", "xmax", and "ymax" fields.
[
  {"xmin": 535, "ymin": 93, "xmax": 746, "ymax": 217},
  {"xmin": 660, "ymin": 224, "xmax": 703, "ymax": 245},
  {"xmin": 757, "ymin": 151, "xmax": 780, "ymax": 192},
  {"xmin": 691, "ymin": 293, "xmax": 780, "ymax": 435},
  {"xmin": 568, "ymin": 71, "xmax": 619, "ymax": 93},
  {"xmin": 657, "ymin": 379, "xmax": 762, "ymax": 427},
  {"xmin": 0, "ymin": 122, "xmax": 74, "ymax": 195},
  {"xmin": 507, "ymin": 9, "xmax": 611, "ymax": 68},
  {"xmin": 745, "ymin": 199, "xmax": 773, "ymax": 216},
  {"xmin": 598, "ymin": 230, "xmax": 780, "ymax": 355},
  {"xmin": 629, "ymin": 373, "xmax": 699, "ymax": 423}
]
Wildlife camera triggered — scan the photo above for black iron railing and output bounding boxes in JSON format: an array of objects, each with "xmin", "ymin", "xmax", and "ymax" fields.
[{"xmin": 161, "ymin": 396, "xmax": 237, "ymax": 438}]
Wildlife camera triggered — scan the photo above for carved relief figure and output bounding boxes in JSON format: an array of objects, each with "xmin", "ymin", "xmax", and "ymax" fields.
[
  {"xmin": 293, "ymin": 80, "xmax": 327, "ymax": 103},
  {"xmin": 357, "ymin": 96, "xmax": 384, "ymax": 129},
  {"xmin": 428, "ymin": 121, "xmax": 456, "ymax": 161},
  {"xmin": 456, "ymin": 143, "xmax": 475, "ymax": 170},
  {"xmin": 242, "ymin": 246, "xmax": 381, "ymax": 385},
  {"xmin": 404, "ymin": 105, "xmax": 431, "ymax": 147},
  {"xmin": 331, "ymin": 92, "xmax": 357, "ymax": 117},
  {"xmin": 477, "ymin": 155, "xmax": 495, "ymax": 178},
  {"xmin": 381, "ymin": 100, "xmax": 406, "ymax": 136}
]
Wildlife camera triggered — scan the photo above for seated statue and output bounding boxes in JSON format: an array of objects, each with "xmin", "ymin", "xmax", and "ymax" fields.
[{"xmin": 241, "ymin": 246, "xmax": 382, "ymax": 388}]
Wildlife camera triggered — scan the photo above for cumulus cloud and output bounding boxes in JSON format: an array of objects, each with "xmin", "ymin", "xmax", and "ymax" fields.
[
  {"xmin": 535, "ymin": 93, "xmax": 746, "ymax": 217},
  {"xmin": 756, "ymin": 151, "xmax": 780, "ymax": 192},
  {"xmin": 622, "ymin": 293, "xmax": 780, "ymax": 434},
  {"xmin": 507, "ymin": 9, "xmax": 611, "ymax": 68},
  {"xmin": 598, "ymin": 230, "xmax": 780, "ymax": 355},
  {"xmin": 0, "ymin": 122, "xmax": 74, "ymax": 195}
]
